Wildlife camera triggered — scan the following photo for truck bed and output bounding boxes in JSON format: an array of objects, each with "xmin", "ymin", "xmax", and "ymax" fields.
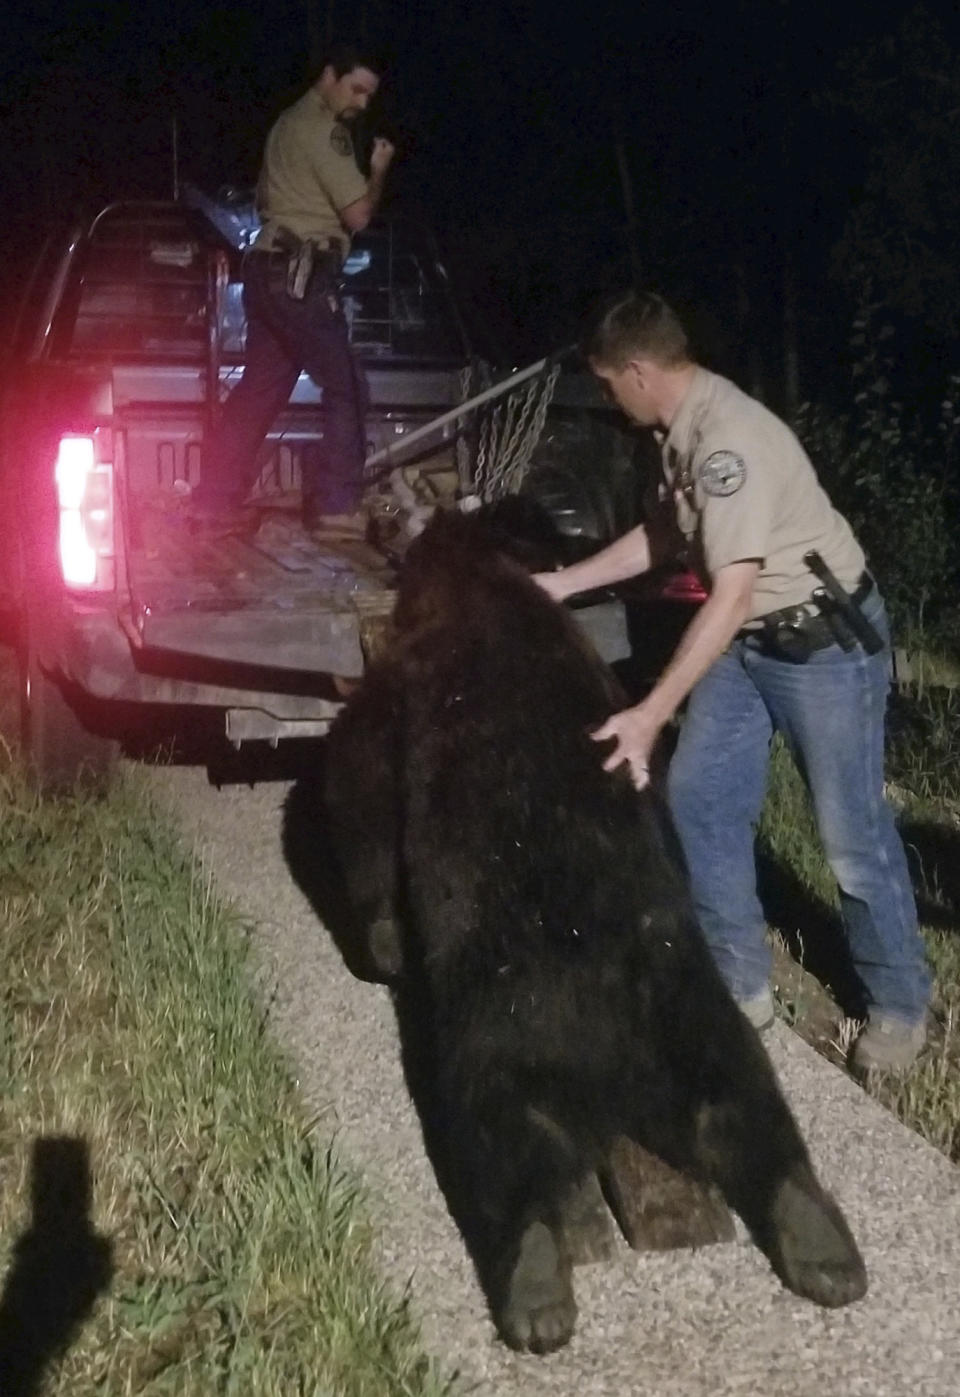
[{"xmin": 126, "ymin": 503, "xmax": 397, "ymax": 679}]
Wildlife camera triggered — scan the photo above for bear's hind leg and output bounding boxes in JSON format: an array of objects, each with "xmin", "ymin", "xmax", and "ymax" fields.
[
  {"xmin": 691, "ymin": 1071, "xmax": 868, "ymax": 1308},
  {"xmin": 756, "ymin": 1161, "xmax": 868, "ymax": 1308},
  {"xmin": 644, "ymin": 1004, "xmax": 867, "ymax": 1308},
  {"xmin": 320, "ymin": 679, "xmax": 405, "ymax": 981}
]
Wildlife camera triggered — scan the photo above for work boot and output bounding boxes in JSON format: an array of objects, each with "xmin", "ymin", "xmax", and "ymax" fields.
[
  {"xmin": 736, "ymin": 986, "xmax": 775, "ymax": 1032},
  {"xmin": 850, "ymin": 1014, "xmax": 927, "ymax": 1075}
]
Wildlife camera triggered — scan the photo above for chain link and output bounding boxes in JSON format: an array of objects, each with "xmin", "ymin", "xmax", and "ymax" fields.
[
  {"xmin": 473, "ymin": 360, "xmax": 561, "ymax": 501},
  {"xmin": 455, "ymin": 363, "xmax": 474, "ymax": 488}
]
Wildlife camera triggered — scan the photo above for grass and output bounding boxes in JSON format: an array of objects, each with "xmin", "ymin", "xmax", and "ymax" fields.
[
  {"xmin": 0, "ymin": 745, "xmax": 454, "ymax": 1397},
  {"xmin": 758, "ymin": 692, "xmax": 960, "ymax": 1165}
]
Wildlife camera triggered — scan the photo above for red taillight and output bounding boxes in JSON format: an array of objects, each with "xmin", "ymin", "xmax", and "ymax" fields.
[
  {"xmin": 660, "ymin": 569, "xmax": 708, "ymax": 603},
  {"xmin": 55, "ymin": 433, "xmax": 115, "ymax": 590}
]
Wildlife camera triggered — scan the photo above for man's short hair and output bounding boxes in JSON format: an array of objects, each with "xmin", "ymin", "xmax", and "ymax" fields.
[
  {"xmin": 585, "ymin": 291, "xmax": 690, "ymax": 370},
  {"xmin": 316, "ymin": 42, "xmax": 385, "ymax": 81}
]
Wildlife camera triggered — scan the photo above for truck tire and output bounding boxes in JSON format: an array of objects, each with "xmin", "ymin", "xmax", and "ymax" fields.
[{"xmin": 18, "ymin": 640, "xmax": 117, "ymax": 794}]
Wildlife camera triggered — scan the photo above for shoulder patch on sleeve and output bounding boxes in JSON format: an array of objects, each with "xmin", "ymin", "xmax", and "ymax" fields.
[
  {"xmin": 697, "ymin": 450, "xmax": 746, "ymax": 497},
  {"xmin": 329, "ymin": 123, "xmax": 354, "ymax": 158}
]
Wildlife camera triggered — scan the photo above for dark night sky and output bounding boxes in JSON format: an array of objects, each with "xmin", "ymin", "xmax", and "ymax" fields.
[{"xmin": 2, "ymin": 1, "xmax": 958, "ymax": 386}]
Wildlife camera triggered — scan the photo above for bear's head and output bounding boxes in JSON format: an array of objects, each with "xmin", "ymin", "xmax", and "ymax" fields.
[{"xmin": 390, "ymin": 496, "xmax": 567, "ymax": 636}]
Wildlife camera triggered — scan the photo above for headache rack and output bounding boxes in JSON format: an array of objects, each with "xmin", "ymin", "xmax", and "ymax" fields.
[
  {"xmin": 52, "ymin": 203, "xmax": 211, "ymax": 360},
  {"xmin": 48, "ymin": 200, "xmax": 471, "ymax": 372}
]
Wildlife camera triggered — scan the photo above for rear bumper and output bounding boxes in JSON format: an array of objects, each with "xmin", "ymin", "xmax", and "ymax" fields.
[{"xmin": 39, "ymin": 605, "xmax": 351, "ymax": 728}]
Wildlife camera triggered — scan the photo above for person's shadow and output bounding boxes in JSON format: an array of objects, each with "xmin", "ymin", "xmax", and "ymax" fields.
[{"xmin": 0, "ymin": 1137, "xmax": 113, "ymax": 1396}]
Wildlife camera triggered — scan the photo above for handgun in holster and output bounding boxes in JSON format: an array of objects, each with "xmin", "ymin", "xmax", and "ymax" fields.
[
  {"xmin": 286, "ymin": 239, "xmax": 317, "ymax": 300},
  {"xmin": 803, "ymin": 550, "xmax": 885, "ymax": 655},
  {"xmin": 272, "ymin": 227, "xmax": 315, "ymax": 300}
]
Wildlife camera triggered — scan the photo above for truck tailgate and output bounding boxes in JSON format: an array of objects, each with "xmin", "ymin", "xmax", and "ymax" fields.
[{"xmin": 126, "ymin": 510, "xmax": 396, "ymax": 678}]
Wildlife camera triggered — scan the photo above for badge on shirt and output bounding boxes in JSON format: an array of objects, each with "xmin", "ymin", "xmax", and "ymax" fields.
[
  {"xmin": 330, "ymin": 123, "xmax": 354, "ymax": 158},
  {"xmin": 697, "ymin": 450, "xmax": 746, "ymax": 497}
]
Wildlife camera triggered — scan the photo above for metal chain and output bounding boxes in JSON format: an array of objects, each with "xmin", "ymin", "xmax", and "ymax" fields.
[
  {"xmin": 474, "ymin": 360, "xmax": 561, "ymax": 500},
  {"xmin": 496, "ymin": 371, "xmax": 548, "ymax": 486},
  {"xmin": 456, "ymin": 362, "xmax": 474, "ymax": 487}
]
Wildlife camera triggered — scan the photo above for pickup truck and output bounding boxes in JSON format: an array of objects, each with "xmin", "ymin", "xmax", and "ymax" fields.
[{"xmin": 0, "ymin": 195, "xmax": 649, "ymax": 790}]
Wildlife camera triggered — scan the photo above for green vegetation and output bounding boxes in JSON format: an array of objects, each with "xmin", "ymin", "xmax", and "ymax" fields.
[
  {"xmin": 769, "ymin": 306, "xmax": 960, "ymax": 1167},
  {"xmin": 795, "ymin": 308, "xmax": 960, "ymax": 653},
  {"xmin": 0, "ymin": 748, "xmax": 453, "ymax": 1397}
]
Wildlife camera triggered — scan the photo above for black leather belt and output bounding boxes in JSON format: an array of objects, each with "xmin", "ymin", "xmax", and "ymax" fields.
[{"xmin": 740, "ymin": 571, "xmax": 875, "ymax": 661}]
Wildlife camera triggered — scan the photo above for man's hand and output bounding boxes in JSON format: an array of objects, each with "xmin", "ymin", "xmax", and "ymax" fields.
[
  {"xmin": 532, "ymin": 569, "xmax": 571, "ymax": 603},
  {"xmin": 370, "ymin": 137, "xmax": 396, "ymax": 174},
  {"xmin": 341, "ymin": 137, "xmax": 397, "ymax": 232},
  {"xmin": 590, "ymin": 703, "xmax": 664, "ymax": 791}
]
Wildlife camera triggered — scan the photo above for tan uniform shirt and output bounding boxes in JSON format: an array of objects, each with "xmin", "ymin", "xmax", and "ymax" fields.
[
  {"xmin": 657, "ymin": 367, "xmax": 865, "ymax": 622},
  {"xmin": 254, "ymin": 87, "xmax": 368, "ymax": 254}
]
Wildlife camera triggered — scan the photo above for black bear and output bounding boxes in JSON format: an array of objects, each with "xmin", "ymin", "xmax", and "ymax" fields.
[{"xmin": 318, "ymin": 501, "xmax": 867, "ymax": 1353}]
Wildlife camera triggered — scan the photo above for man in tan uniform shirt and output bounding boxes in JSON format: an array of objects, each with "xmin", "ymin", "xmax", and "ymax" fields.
[
  {"xmin": 190, "ymin": 43, "xmax": 395, "ymax": 534},
  {"xmin": 537, "ymin": 292, "xmax": 930, "ymax": 1073}
]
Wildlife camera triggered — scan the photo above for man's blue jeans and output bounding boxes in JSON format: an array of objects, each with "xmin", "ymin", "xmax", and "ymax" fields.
[
  {"xmin": 194, "ymin": 250, "xmax": 368, "ymax": 516},
  {"xmin": 666, "ymin": 590, "xmax": 930, "ymax": 1024}
]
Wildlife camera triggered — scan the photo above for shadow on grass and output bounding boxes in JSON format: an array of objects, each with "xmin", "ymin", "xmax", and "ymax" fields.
[
  {"xmin": 755, "ymin": 808, "xmax": 960, "ymax": 1019},
  {"xmin": 755, "ymin": 846, "xmax": 867, "ymax": 1018},
  {"xmin": 0, "ymin": 1137, "xmax": 112, "ymax": 1397},
  {"xmin": 899, "ymin": 818, "xmax": 960, "ymax": 931}
]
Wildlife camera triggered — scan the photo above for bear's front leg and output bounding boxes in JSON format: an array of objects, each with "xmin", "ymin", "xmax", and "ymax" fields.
[{"xmin": 323, "ymin": 676, "xmax": 405, "ymax": 981}]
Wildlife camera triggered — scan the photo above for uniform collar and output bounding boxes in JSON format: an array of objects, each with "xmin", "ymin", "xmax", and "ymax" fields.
[
  {"xmin": 663, "ymin": 365, "xmax": 715, "ymax": 461},
  {"xmin": 306, "ymin": 85, "xmax": 335, "ymax": 118}
]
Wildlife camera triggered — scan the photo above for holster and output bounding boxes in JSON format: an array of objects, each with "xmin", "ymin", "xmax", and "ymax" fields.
[
  {"xmin": 743, "ymin": 573, "xmax": 874, "ymax": 663},
  {"xmin": 273, "ymin": 227, "xmax": 345, "ymax": 300},
  {"xmin": 286, "ymin": 240, "xmax": 316, "ymax": 299}
]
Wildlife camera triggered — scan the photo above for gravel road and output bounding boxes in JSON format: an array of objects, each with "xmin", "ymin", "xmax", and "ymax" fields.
[{"xmin": 146, "ymin": 756, "xmax": 960, "ymax": 1397}]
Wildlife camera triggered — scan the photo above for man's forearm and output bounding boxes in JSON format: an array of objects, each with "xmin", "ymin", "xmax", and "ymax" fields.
[
  {"xmin": 549, "ymin": 523, "xmax": 653, "ymax": 600},
  {"xmin": 365, "ymin": 165, "xmax": 388, "ymax": 215},
  {"xmin": 339, "ymin": 140, "xmax": 395, "ymax": 233}
]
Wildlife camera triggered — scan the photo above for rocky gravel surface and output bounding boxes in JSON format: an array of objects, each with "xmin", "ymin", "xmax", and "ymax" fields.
[{"xmin": 146, "ymin": 757, "xmax": 960, "ymax": 1397}]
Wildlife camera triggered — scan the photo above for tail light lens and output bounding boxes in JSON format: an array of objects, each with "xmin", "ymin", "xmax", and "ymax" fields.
[{"xmin": 55, "ymin": 432, "xmax": 115, "ymax": 590}]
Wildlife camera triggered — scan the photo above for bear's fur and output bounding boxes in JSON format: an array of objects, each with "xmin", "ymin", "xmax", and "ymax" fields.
[{"xmin": 317, "ymin": 502, "xmax": 867, "ymax": 1353}]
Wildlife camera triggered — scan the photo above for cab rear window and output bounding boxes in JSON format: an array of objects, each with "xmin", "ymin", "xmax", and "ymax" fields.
[
  {"xmin": 53, "ymin": 206, "xmax": 209, "ymax": 359},
  {"xmin": 341, "ymin": 225, "xmax": 466, "ymax": 361}
]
